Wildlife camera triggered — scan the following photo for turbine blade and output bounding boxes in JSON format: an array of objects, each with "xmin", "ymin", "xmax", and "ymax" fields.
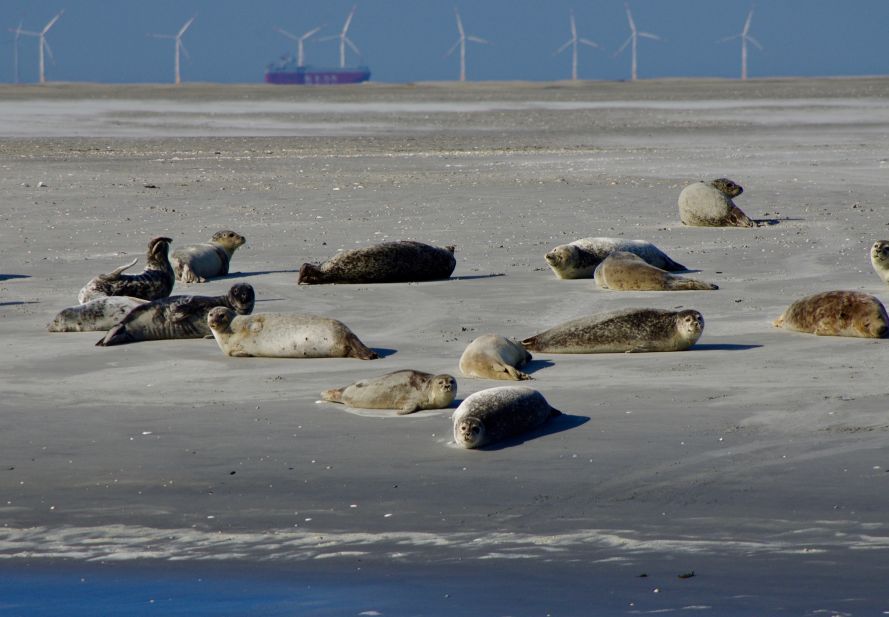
[
  {"xmin": 718, "ymin": 33, "xmax": 740, "ymax": 43},
  {"xmin": 638, "ymin": 32, "xmax": 661, "ymax": 41},
  {"xmin": 342, "ymin": 5, "xmax": 356, "ymax": 34},
  {"xmin": 579, "ymin": 38, "xmax": 599, "ymax": 48},
  {"xmin": 570, "ymin": 12, "xmax": 577, "ymax": 38},
  {"xmin": 467, "ymin": 35, "xmax": 489, "ymax": 45},
  {"xmin": 614, "ymin": 35, "xmax": 632, "ymax": 56},
  {"xmin": 301, "ymin": 26, "xmax": 322, "ymax": 41},
  {"xmin": 317, "ymin": 35, "xmax": 338, "ymax": 42},
  {"xmin": 43, "ymin": 39, "xmax": 55, "ymax": 64},
  {"xmin": 43, "ymin": 11, "xmax": 63, "ymax": 34},
  {"xmin": 344, "ymin": 36, "xmax": 361, "ymax": 56},
  {"xmin": 179, "ymin": 39, "xmax": 191, "ymax": 61},
  {"xmin": 625, "ymin": 3, "xmax": 636, "ymax": 33},
  {"xmin": 743, "ymin": 8, "xmax": 754, "ymax": 35},
  {"xmin": 444, "ymin": 39, "xmax": 460, "ymax": 57},
  {"xmin": 178, "ymin": 16, "xmax": 196, "ymax": 37},
  {"xmin": 746, "ymin": 35, "xmax": 763, "ymax": 50},
  {"xmin": 454, "ymin": 7, "xmax": 464, "ymax": 37},
  {"xmin": 555, "ymin": 39, "xmax": 573, "ymax": 55},
  {"xmin": 274, "ymin": 27, "xmax": 299, "ymax": 41}
]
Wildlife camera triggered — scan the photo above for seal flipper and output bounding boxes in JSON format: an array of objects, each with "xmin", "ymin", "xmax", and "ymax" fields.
[
  {"xmin": 297, "ymin": 263, "xmax": 325, "ymax": 285},
  {"xmin": 99, "ymin": 257, "xmax": 139, "ymax": 281},
  {"xmin": 96, "ymin": 324, "xmax": 134, "ymax": 347}
]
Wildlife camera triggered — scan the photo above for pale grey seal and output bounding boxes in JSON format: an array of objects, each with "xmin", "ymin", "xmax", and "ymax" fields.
[
  {"xmin": 678, "ymin": 178, "xmax": 753, "ymax": 227},
  {"xmin": 545, "ymin": 237, "xmax": 686, "ymax": 279},
  {"xmin": 171, "ymin": 230, "xmax": 246, "ymax": 283},
  {"xmin": 207, "ymin": 308, "xmax": 378, "ymax": 359},
  {"xmin": 321, "ymin": 370, "xmax": 457, "ymax": 414},
  {"xmin": 594, "ymin": 252, "xmax": 718, "ymax": 291},
  {"xmin": 48, "ymin": 296, "xmax": 147, "ymax": 332},
  {"xmin": 459, "ymin": 334, "xmax": 533, "ymax": 380},
  {"xmin": 870, "ymin": 241, "xmax": 889, "ymax": 285},
  {"xmin": 452, "ymin": 386, "xmax": 561, "ymax": 449}
]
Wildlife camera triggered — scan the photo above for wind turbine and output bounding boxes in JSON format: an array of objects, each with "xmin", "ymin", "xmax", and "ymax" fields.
[
  {"xmin": 554, "ymin": 9, "xmax": 598, "ymax": 81},
  {"xmin": 614, "ymin": 3, "xmax": 660, "ymax": 81},
  {"xmin": 149, "ymin": 15, "xmax": 196, "ymax": 85},
  {"xmin": 445, "ymin": 7, "xmax": 490, "ymax": 82},
  {"xmin": 719, "ymin": 7, "xmax": 762, "ymax": 80},
  {"xmin": 8, "ymin": 20, "xmax": 24, "ymax": 83},
  {"xmin": 15, "ymin": 11, "xmax": 63, "ymax": 84},
  {"xmin": 320, "ymin": 6, "xmax": 360, "ymax": 68},
  {"xmin": 274, "ymin": 25, "xmax": 322, "ymax": 67}
]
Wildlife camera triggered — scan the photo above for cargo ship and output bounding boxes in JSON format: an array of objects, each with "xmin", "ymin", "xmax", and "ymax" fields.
[{"xmin": 264, "ymin": 56, "xmax": 371, "ymax": 85}]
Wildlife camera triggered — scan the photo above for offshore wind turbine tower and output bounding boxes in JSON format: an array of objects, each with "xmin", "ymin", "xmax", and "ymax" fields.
[
  {"xmin": 615, "ymin": 3, "xmax": 660, "ymax": 81},
  {"xmin": 14, "ymin": 12, "xmax": 63, "ymax": 84},
  {"xmin": 149, "ymin": 16, "xmax": 196, "ymax": 85},
  {"xmin": 445, "ymin": 7, "xmax": 490, "ymax": 82},
  {"xmin": 719, "ymin": 7, "xmax": 762, "ymax": 80},
  {"xmin": 555, "ymin": 9, "xmax": 598, "ymax": 81}
]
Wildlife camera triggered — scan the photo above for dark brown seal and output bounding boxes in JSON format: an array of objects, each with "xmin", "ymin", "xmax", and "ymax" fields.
[
  {"xmin": 298, "ymin": 240, "xmax": 456, "ymax": 284},
  {"xmin": 78, "ymin": 237, "xmax": 175, "ymax": 303}
]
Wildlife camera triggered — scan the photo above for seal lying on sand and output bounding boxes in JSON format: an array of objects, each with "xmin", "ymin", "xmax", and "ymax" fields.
[
  {"xmin": 48, "ymin": 296, "xmax": 147, "ymax": 332},
  {"xmin": 594, "ymin": 252, "xmax": 718, "ymax": 291},
  {"xmin": 298, "ymin": 240, "xmax": 456, "ymax": 284},
  {"xmin": 459, "ymin": 334, "xmax": 533, "ymax": 380},
  {"xmin": 321, "ymin": 370, "xmax": 457, "ymax": 414},
  {"xmin": 78, "ymin": 237, "xmax": 175, "ymax": 303},
  {"xmin": 678, "ymin": 178, "xmax": 754, "ymax": 228},
  {"xmin": 207, "ymin": 307, "xmax": 378, "ymax": 359},
  {"xmin": 545, "ymin": 237, "xmax": 686, "ymax": 280},
  {"xmin": 171, "ymin": 230, "xmax": 246, "ymax": 283},
  {"xmin": 452, "ymin": 386, "xmax": 561, "ymax": 449},
  {"xmin": 522, "ymin": 308, "xmax": 704, "ymax": 353},
  {"xmin": 870, "ymin": 241, "xmax": 889, "ymax": 285},
  {"xmin": 773, "ymin": 290, "xmax": 888, "ymax": 338},
  {"xmin": 97, "ymin": 283, "xmax": 255, "ymax": 346}
]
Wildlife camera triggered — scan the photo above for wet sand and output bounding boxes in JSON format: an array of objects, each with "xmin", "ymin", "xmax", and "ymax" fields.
[{"xmin": 2, "ymin": 78, "xmax": 889, "ymax": 614}]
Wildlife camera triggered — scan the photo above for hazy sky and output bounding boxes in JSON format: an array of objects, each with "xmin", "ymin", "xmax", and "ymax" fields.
[{"xmin": 2, "ymin": 1, "xmax": 887, "ymax": 84}]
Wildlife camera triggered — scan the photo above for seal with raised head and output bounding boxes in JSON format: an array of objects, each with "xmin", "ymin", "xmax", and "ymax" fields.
[
  {"xmin": 678, "ymin": 178, "xmax": 754, "ymax": 227},
  {"xmin": 773, "ymin": 290, "xmax": 889, "ymax": 338},
  {"xmin": 171, "ymin": 230, "xmax": 246, "ymax": 284},
  {"xmin": 594, "ymin": 252, "xmax": 718, "ymax": 291},
  {"xmin": 97, "ymin": 283, "xmax": 255, "ymax": 346},
  {"xmin": 522, "ymin": 308, "xmax": 704, "ymax": 353},
  {"xmin": 870, "ymin": 241, "xmax": 889, "ymax": 285},
  {"xmin": 459, "ymin": 334, "xmax": 533, "ymax": 381},
  {"xmin": 78, "ymin": 237, "xmax": 175, "ymax": 303},
  {"xmin": 321, "ymin": 370, "xmax": 457, "ymax": 414},
  {"xmin": 298, "ymin": 240, "xmax": 456, "ymax": 284},
  {"xmin": 207, "ymin": 307, "xmax": 378, "ymax": 359},
  {"xmin": 545, "ymin": 237, "xmax": 686, "ymax": 280},
  {"xmin": 452, "ymin": 386, "xmax": 561, "ymax": 449},
  {"xmin": 48, "ymin": 296, "xmax": 147, "ymax": 332}
]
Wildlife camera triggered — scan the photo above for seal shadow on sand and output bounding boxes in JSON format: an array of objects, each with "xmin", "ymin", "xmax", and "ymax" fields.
[
  {"xmin": 0, "ymin": 274, "xmax": 31, "ymax": 281},
  {"xmin": 215, "ymin": 269, "xmax": 301, "ymax": 279},
  {"xmin": 691, "ymin": 343, "xmax": 762, "ymax": 351},
  {"xmin": 449, "ymin": 273, "xmax": 506, "ymax": 281},
  {"xmin": 370, "ymin": 347, "xmax": 397, "ymax": 358},
  {"xmin": 0, "ymin": 301, "xmax": 39, "ymax": 307},
  {"xmin": 522, "ymin": 358, "xmax": 555, "ymax": 375},
  {"xmin": 477, "ymin": 413, "xmax": 590, "ymax": 451}
]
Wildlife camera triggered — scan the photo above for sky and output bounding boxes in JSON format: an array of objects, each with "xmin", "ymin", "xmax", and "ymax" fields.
[{"xmin": 1, "ymin": 1, "xmax": 887, "ymax": 84}]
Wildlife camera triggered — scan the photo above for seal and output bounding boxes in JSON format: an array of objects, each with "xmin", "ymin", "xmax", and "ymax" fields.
[
  {"xmin": 298, "ymin": 240, "xmax": 456, "ymax": 284},
  {"xmin": 773, "ymin": 290, "xmax": 889, "ymax": 338},
  {"xmin": 545, "ymin": 237, "xmax": 686, "ymax": 280},
  {"xmin": 78, "ymin": 237, "xmax": 175, "ymax": 303},
  {"xmin": 870, "ymin": 241, "xmax": 889, "ymax": 285},
  {"xmin": 48, "ymin": 296, "xmax": 147, "ymax": 332},
  {"xmin": 459, "ymin": 334, "xmax": 533, "ymax": 380},
  {"xmin": 321, "ymin": 370, "xmax": 457, "ymax": 414},
  {"xmin": 452, "ymin": 386, "xmax": 561, "ymax": 449},
  {"xmin": 593, "ymin": 252, "xmax": 718, "ymax": 291},
  {"xmin": 171, "ymin": 230, "xmax": 246, "ymax": 283},
  {"xmin": 97, "ymin": 283, "xmax": 255, "ymax": 346},
  {"xmin": 678, "ymin": 178, "xmax": 754, "ymax": 227},
  {"xmin": 207, "ymin": 307, "xmax": 378, "ymax": 359},
  {"xmin": 522, "ymin": 308, "xmax": 704, "ymax": 353}
]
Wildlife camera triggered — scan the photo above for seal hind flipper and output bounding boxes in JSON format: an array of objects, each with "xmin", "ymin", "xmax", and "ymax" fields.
[
  {"xmin": 96, "ymin": 324, "xmax": 134, "ymax": 347},
  {"xmin": 99, "ymin": 257, "xmax": 139, "ymax": 281}
]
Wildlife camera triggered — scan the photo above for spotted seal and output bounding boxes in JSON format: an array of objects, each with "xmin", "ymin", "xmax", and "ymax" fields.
[
  {"xmin": 594, "ymin": 252, "xmax": 718, "ymax": 291},
  {"xmin": 321, "ymin": 370, "xmax": 457, "ymax": 414},
  {"xmin": 522, "ymin": 308, "xmax": 704, "ymax": 353},
  {"xmin": 870, "ymin": 241, "xmax": 889, "ymax": 285},
  {"xmin": 545, "ymin": 237, "xmax": 686, "ymax": 280},
  {"xmin": 459, "ymin": 334, "xmax": 533, "ymax": 381},
  {"xmin": 298, "ymin": 240, "xmax": 456, "ymax": 284},
  {"xmin": 207, "ymin": 308, "xmax": 378, "ymax": 359},
  {"xmin": 452, "ymin": 386, "xmax": 561, "ymax": 449},
  {"xmin": 773, "ymin": 290, "xmax": 888, "ymax": 338},
  {"xmin": 48, "ymin": 296, "xmax": 147, "ymax": 332},
  {"xmin": 78, "ymin": 237, "xmax": 175, "ymax": 303},
  {"xmin": 678, "ymin": 178, "xmax": 753, "ymax": 227},
  {"xmin": 97, "ymin": 283, "xmax": 255, "ymax": 346},
  {"xmin": 171, "ymin": 230, "xmax": 246, "ymax": 284}
]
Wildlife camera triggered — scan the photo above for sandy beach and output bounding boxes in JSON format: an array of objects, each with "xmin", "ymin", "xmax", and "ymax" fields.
[{"xmin": 2, "ymin": 78, "xmax": 889, "ymax": 614}]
